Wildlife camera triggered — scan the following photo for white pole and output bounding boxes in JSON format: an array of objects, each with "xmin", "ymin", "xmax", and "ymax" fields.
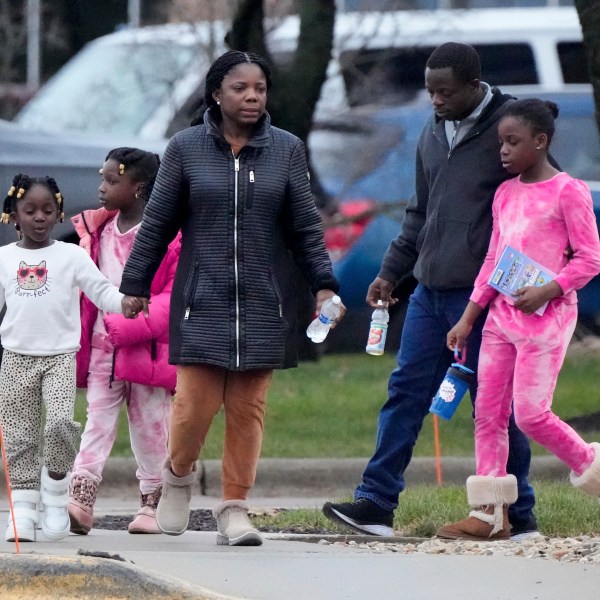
[
  {"xmin": 26, "ymin": 0, "xmax": 41, "ymax": 90},
  {"xmin": 128, "ymin": 0, "xmax": 141, "ymax": 29}
]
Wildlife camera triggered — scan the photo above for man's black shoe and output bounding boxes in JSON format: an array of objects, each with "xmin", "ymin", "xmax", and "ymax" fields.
[{"xmin": 322, "ymin": 498, "xmax": 394, "ymax": 536}]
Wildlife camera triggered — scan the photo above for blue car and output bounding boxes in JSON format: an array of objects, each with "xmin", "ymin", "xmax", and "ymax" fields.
[{"xmin": 311, "ymin": 89, "xmax": 600, "ymax": 351}]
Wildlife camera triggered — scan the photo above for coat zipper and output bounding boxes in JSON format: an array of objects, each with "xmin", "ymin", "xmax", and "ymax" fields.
[{"xmin": 234, "ymin": 155, "xmax": 241, "ymax": 368}]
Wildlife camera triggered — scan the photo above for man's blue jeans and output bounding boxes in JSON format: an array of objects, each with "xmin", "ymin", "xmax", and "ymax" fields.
[{"xmin": 355, "ymin": 284, "xmax": 536, "ymax": 529}]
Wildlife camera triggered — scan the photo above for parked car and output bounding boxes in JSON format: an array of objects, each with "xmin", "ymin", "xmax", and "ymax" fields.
[
  {"xmin": 14, "ymin": 6, "xmax": 587, "ymax": 138},
  {"xmin": 0, "ymin": 119, "xmax": 166, "ymax": 246}
]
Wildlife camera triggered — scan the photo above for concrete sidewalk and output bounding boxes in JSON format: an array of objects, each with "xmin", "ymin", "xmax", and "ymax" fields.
[
  {"xmin": 0, "ymin": 456, "xmax": 591, "ymax": 600},
  {"xmin": 1, "ymin": 521, "xmax": 599, "ymax": 600}
]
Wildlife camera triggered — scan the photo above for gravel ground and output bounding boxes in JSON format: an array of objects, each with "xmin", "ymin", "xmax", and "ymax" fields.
[{"xmin": 328, "ymin": 536, "xmax": 600, "ymax": 565}]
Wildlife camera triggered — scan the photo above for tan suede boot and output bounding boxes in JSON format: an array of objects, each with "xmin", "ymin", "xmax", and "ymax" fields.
[
  {"xmin": 213, "ymin": 500, "xmax": 263, "ymax": 546},
  {"xmin": 436, "ymin": 475, "xmax": 518, "ymax": 541},
  {"xmin": 570, "ymin": 442, "xmax": 600, "ymax": 497},
  {"xmin": 156, "ymin": 460, "xmax": 197, "ymax": 536}
]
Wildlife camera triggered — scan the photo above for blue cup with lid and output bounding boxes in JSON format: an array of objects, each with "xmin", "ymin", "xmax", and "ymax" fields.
[{"xmin": 429, "ymin": 349, "xmax": 474, "ymax": 420}]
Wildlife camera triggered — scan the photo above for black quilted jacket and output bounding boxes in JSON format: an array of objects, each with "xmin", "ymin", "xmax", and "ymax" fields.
[{"xmin": 120, "ymin": 108, "xmax": 339, "ymax": 370}]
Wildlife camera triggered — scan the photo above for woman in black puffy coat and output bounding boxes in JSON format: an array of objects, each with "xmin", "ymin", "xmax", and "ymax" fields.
[{"xmin": 120, "ymin": 50, "xmax": 344, "ymax": 547}]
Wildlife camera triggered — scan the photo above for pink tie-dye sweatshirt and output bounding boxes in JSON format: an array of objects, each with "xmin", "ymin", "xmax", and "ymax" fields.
[{"xmin": 471, "ymin": 172, "xmax": 600, "ymax": 309}]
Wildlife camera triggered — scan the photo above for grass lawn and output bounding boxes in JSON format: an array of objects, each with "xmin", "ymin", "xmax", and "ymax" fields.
[
  {"xmin": 74, "ymin": 350, "xmax": 600, "ymax": 460},
  {"xmin": 252, "ymin": 480, "xmax": 600, "ymax": 538},
  {"xmin": 74, "ymin": 350, "xmax": 600, "ymax": 537}
]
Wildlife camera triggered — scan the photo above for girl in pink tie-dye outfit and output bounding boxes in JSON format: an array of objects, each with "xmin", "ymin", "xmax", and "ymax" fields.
[
  {"xmin": 437, "ymin": 98, "xmax": 600, "ymax": 541},
  {"xmin": 68, "ymin": 148, "xmax": 180, "ymax": 536}
]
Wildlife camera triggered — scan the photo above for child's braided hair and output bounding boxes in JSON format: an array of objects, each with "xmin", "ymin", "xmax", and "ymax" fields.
[
  {"xmin": 104, "ymin": 147, "xmax": 161, "ymax": 203},
  {"xmin": 2, "ymin": 174, "xmax": 64, "ymax": 225}
]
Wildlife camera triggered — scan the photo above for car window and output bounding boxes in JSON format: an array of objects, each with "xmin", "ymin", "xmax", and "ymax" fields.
[
  {"xmin": 339, "ymin": 43, "xmax": 541, "ymax": 107},
  {"xmin": 553, "ymin": 114, "xmax": 600, "ymax": 182},
  {"xmin": 15, "ymin": 41, "xmax": 197, "ymax": 136},
  {"xmin": 557, "ymin": 42, "xmax": 589, "ymax": 84}
]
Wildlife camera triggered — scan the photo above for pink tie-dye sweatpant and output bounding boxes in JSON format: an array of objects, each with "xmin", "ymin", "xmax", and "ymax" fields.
[
  {"xmin": 73, "ymin": 346, "xmax": 171, "ymax": 494},
  {"xmin": 475, "ymin": 298, "xmax": 594, "ymax": 477}
]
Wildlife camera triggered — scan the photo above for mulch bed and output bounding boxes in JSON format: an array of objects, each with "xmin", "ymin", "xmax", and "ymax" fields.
[{"xmin": 93, "ymin": 509, "xmax": 330, "ymax": 534}]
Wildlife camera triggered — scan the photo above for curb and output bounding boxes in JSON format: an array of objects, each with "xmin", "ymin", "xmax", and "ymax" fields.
[
  {"xmin": 0, "ymin": 552, "xmax": 234, "ymax": 600},
  {"xmin": 92, "ymin": 455, "xmax": 570, "ymax": 496},
  {"xmin": 0, "ymin": 457, "xmax": 570, "ymax": 498}
]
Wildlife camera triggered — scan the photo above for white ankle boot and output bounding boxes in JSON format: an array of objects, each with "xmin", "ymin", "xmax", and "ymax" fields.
[
  {"xmin": 213, "ymin": 500, "xmax": 263, "ymax": 546},
  {"xmin": 5, "ymin": 489, "xmax": 40, "ymax": 542},
  {"xmin": 570, "ymin": 442, "xmax": 600, "ymax": 497},
  {"xmin": 40, "ymin": 467, "xmax": 70, "ymax": 541}
]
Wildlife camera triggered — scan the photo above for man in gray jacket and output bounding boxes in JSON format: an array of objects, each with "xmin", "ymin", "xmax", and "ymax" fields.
[{"xmin": 323, "ymin": 42, "xmax": 538, "ymax": 539}]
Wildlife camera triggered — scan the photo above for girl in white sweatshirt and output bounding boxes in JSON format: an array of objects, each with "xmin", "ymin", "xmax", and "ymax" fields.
[{"xmin": 0, "ymin": 174, "xmax": 124, "ymax": 543}]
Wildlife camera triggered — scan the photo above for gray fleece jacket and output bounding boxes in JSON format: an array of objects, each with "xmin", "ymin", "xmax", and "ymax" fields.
[{"xmin": 379, "ymin": 87, "xmax": 516, "ymax": 290}]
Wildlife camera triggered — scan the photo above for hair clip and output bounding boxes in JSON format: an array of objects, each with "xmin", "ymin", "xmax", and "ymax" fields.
[
  {"xmin": 7, "ymin": 186, "xmax": 15, "ymax": 197},
  {"xmin": 55, "ymin": 192, "xmax": 62, "ymax": 204},
  {"xmin": 16, "ymin": 187, "xmax": 25, "ymax": 199},
  {"xmin": 119, "ymin": 163, "xmax": 125, "ymax": 175}
]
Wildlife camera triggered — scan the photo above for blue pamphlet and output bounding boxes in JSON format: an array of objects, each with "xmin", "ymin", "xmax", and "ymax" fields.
[{"xmin": 488, "ymin": 245, "xmax": 557, "ymax": 316}]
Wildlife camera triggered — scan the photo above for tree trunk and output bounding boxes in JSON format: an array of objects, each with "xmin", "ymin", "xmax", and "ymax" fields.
[{"xmin": 575, "ymin": 1, "xmax": 600, "ymax": 136}]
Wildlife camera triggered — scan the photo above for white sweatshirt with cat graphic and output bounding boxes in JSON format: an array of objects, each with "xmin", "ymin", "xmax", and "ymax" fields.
[{"xmin": 0, "ymin": 240, "xmax": 124, "ymax": 356}]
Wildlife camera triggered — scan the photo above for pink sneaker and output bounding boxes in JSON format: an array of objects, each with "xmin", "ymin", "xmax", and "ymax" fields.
[{"xmin": 128, "ymin": 487, "xmax": 162, "ymax": 534}]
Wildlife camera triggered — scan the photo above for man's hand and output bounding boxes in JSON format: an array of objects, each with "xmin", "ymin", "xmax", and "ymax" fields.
[{"xmin": 366, "ymin": 277, "xmax": 397, "ymax": 308}]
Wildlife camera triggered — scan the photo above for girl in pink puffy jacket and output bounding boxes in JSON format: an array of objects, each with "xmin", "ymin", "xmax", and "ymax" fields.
[{"xmin": 68, "ymin": 147, "xmax": 181, "ymax": 535}]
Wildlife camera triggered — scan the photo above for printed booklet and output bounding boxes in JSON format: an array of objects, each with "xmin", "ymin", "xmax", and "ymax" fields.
[{"xmin": 488, "ymin": 245, "xmax": 557, "ymax": 316}]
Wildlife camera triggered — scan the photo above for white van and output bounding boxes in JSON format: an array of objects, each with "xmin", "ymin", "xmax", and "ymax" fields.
[{"xmin": 15, "ymin": 6, "xmax": 587, "ymax": 139}]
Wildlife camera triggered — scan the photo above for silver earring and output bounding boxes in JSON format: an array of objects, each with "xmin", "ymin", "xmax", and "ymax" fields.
[{"xmin": 216, "ymin": 101, "xmax": 220, "ymax": 106}]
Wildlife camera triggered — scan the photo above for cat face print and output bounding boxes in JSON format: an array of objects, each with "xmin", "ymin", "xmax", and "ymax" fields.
[{"xmin": 17, "ymin": 260, "xmax": 48, "ymax": 290}]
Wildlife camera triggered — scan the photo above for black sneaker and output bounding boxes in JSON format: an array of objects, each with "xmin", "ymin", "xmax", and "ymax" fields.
[
  {"xmin": 510, "ymin": 516, "xmax": 541, "ymax": 541},
  {"xmin": 322, "ymin": 498, "xmax": 394, "ymax": 536}
]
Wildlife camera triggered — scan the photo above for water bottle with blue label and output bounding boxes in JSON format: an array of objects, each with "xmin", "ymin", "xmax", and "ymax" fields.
[{"xmin": 306, "ymin": 295, "xmax": 342, "ymax": 343}]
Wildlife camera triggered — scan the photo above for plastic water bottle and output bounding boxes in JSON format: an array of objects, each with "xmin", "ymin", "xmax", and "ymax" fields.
[
  {"xmin": 306, "ymin": 295, "xmax": 342, "ymax": 343},
  {"xmin": 365, "ymin": 300, "xmax": 389, "ymax": 355}
]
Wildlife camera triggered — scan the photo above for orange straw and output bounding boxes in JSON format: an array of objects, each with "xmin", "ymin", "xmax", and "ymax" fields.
[
  {"xmin": 432, "ymin": 415, "xmax": 443, "ymax": 487},
  {"xmin": 0, "ymin": 423, "xmax": 20, "ymax": 552}
]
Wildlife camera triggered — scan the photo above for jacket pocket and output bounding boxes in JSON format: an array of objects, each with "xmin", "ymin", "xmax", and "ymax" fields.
[
  {"xmin": 182, "ymin": 261, "xmax": 200, "ymax": 321},
  {"xmin": 269, "ymin": 271, "xmax": 285, "ymax": 322}
]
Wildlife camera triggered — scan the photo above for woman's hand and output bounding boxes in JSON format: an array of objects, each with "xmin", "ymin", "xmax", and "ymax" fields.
[
  {"xmin": 121, "ymin": 295, "xmax": 150, "ymax": 319},
  {"xmin": 315, "ymin": 289, "xmax": 346, "ymax": 328}
]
